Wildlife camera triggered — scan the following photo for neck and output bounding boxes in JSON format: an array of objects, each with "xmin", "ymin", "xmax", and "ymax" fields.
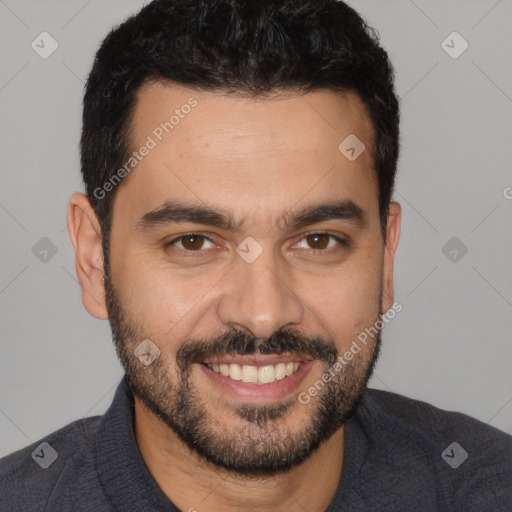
[{"xmin": 134, "ymin": 396, "xmax": 345, "ymax": 512}]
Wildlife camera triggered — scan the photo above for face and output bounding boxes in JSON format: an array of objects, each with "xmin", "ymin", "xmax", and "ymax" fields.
[{"xmin": 98, "ymin": 82, "xmax": 400, "ymax": 475}]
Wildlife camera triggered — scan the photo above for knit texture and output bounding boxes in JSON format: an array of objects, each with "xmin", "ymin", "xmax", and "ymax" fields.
[{"xmin": 1, "ymin": 375, "xmax": 511, "ymax": 511}]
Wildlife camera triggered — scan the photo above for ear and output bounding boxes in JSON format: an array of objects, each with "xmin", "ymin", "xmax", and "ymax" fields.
[
  {"xmin": 381, "ymin": 201, "xmax": 401, "ymax": 314},
  {"xmin": 67, "ymin": 192, "xmax": 108, "ymax": 320}
]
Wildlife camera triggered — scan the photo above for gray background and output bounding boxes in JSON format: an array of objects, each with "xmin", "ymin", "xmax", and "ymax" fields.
[{"xmin": 1, "ymin": 0, "xmax": 511, "ymax": 458}]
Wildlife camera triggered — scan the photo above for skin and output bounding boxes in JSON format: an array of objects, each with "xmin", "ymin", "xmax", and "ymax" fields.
[{"xmin": 67, "ymin": 81, "xmax": 401, "ymax": 512}]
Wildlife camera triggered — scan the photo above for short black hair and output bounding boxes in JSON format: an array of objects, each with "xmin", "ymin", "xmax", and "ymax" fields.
[{"xmin": 80, "ymin": 0, "xmax": 400, "ymax": 259}]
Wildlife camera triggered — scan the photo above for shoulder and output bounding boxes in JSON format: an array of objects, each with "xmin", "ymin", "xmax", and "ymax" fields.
[
  {"xmin": 0, "ymin": 415, "xmax": 105, "ymax": 511},
  {"xmin": 352, "ymin": 388, "xmax": 512, "ymax": 508},
  {"xmin": 359, "ymin": 388, "xmax": 512, "ymax": 449}
]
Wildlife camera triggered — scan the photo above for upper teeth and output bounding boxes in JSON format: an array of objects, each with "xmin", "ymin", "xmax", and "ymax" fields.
[{"xmin": 207, "ymin": 362, "xmax": 301, "ymax": 384}]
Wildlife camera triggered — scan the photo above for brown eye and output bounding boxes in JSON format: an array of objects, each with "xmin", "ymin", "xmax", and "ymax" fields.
[
  {"xmin": 180, "ymin": 235, "xmax": 205, "ymax": 251},
  {"xmin": 293, "ymin": 232, "xmax": 347, "ymax": 253},
  {"xmin": 166, "ymin": 233, "xmax": 216, "ymax": 253},
  {"xmin": 305, "ymin": 233, "xmax": 331, "ymax": 250}
]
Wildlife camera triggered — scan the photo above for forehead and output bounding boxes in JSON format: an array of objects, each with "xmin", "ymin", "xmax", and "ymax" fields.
[
  {"xmin": 130, "ymin": 80, "xmax": 374, "ymax": 152},
  {"xmin": 114, "ymin": 80, "xmax": 378, "ymax": 226}
]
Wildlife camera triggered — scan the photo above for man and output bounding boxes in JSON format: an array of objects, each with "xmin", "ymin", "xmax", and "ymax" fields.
[{"xmin": 1, "ymin": 0, "xmax": 511, "ymax": 510}]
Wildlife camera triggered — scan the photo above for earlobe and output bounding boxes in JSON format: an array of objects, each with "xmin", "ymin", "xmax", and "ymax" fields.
[
  {"xmin": 67, "ymin": 192, "xmax": 109, "ymax": 320},
  {"xmin": 381, "ymin": 201, "xmax": 401, "ymax": 314}
]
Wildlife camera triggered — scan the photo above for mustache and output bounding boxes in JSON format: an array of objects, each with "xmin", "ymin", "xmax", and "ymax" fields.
[{"xmin": 176, "ymin": 327, "xmax": 339, "ymax": 370}]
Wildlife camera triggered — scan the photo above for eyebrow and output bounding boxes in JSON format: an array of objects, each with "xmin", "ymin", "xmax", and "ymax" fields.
[{"xmin": 135, "ymin": 199, "xmax": 367, "ymax": 233}]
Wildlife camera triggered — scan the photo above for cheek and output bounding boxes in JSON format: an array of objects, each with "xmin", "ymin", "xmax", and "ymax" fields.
[
  {"xmin": 115, "ymin": 255, "xmax": 224, "ymax": 338},
  {"xmin": 305, "ymin": 260, "xmax": 382, "ymax": 344}
]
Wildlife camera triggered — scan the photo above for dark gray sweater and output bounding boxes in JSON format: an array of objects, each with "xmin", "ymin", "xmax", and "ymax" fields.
[{"xmin": 1, "ymin": 375, "xmax": 511, "ymax": 511}]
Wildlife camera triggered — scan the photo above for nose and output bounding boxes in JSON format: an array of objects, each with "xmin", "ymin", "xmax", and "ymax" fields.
[{"xmin": 216, "ymin": 247, "xmax": 304, "ymax": 339}]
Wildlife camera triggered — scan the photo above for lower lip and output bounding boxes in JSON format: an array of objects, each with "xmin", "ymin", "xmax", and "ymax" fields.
[{"xmin": 197, "ymin": 360, "xmax": 316, "ymax": 403}]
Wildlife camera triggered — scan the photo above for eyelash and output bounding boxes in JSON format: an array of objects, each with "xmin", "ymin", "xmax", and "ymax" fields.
[{"xmin": 164, "ymin": 231, "xmax": 349, "ymax": 256}]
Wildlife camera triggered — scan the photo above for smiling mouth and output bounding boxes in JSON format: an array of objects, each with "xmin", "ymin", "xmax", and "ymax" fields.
[
  {"xmin": 197, "ymin": 354, "xmax": 316, "ymax": 402},
  {"xmin": 201, "ymin": 361, "xmax": 302, "ymax": 385}
]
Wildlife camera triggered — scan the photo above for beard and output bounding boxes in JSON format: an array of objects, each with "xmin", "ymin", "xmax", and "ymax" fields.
[{"xmin": 103, "ymin": 261, "xmax": 383, "ymax": 477}]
